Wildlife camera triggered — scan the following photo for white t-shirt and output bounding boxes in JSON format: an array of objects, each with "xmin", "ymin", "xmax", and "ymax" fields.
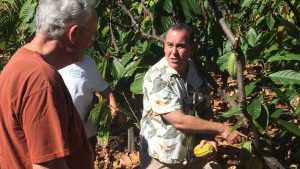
[{"xmin": 59, "ymin": 55, "xmax": 109, "ymax": 138}]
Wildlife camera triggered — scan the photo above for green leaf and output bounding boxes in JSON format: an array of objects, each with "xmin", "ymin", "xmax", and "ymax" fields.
[
  {"xmin": 293, "ymin": 104, "xmax": 300, "ymax": 116},
  {"xmin": 19, "ymin": 0, "xmax": 36, "ymax": 24},
  {"xmin": 221, "ymin": 107, "xmax": 241, "ymax": 118},
  {"xmin": 246, "ymin": 28, "xmax": 257, "ymax": 47},
  {"xmin": 258, "ymin": 0, "xmax": 266, "ymax": 13},
  {"xmin": 161, "ymin": 16, "xmax": 173, "ymax": 32},
  {"xmin": 141, "ymin": 16, "xmax": 152, "ymax": 32},
  {"xmin": 97, "ymin": 131, "xmax": 109, "ymax": 147},
  {"xmin": 101, "ymin": 26, "xmax": 110, "ymax": 38},
  {"xmin": 255, "ymin": 16, "xmax": 265, "ymax": 26},
  {"xmin": 253, "ymin": 104, "xmax": 269, "ymax": 132},
  {"xmin": 270, "ymin": 84, "xmax": 293, "ymax": 109},
  {"xmin": 263, "ymin": 43, "xmax": 279, "ymax": 55},
  {"xmin": 242, "ymin": 0, "xmax": 254, "ymax": 8},
  {"xmin": 112, "ymin": 58, "xmax": 125, "ymax": 79},
  {"xmin": 245, "ymin": 81, "xmax": 256, "ymax": 97},
  {"xmin": 240, "ymin": 141, "xmax": 253, "ymax": 168},
  {"xmin": 122, "ymin": 58, "xmax": 142, "ymax": 77},
  {"xmin": 216, "ymin": 52, "xmax": 231, "ymax": 71},
  {"xmin": 163, "ymin": 0, "xmax": 173, "ymax": 13},
  {"xmin": 0, "ymin": 41, "xmax": 5, "ymax": 49},
  {"xmin": 277, "ymin": 119, "xmax": 300, "ymax": 136},
  {"xmin": 269, "ymin": 70, "xmax": 300, "ymax": 85},
  {"xmin": 121, "ymin": 52, "xmax": 134, "ymax": 66},
  {"xmin": 180, "ymin": 0, "xmax": 192, "ymax": 22},
  {"xmin": 188, "ymin": 0, "xmax": 201, "ymax": 15},
  {"xmin": 271, "ymin": 109, "xmax": 283, "ymax": 118},
  {"xmin": 143, "ymin": 41, "xmax": 149, "ymax": 52},
  {"xmin": 247, "ymin": 95, "xmax": 263, "ymax": 119},
  {"xmin": 268, "ymin": 53, "xmax": 300, "ymax": 62},
  {"xmin": 137, "ymin": 3, "xmax": 143, "ymax": 14},
  {"xmin": 266, "ymin": 13, "xmax": 275, "ymax": 30},
  {"xmin": 130, "ymin": 73, "xmax": 145, "ymax": 94}
]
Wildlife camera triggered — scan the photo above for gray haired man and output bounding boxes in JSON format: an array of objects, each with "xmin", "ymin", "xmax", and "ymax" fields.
[{"xmin": 0, "ymin": 0, "xmax": 97, "ymax": 168}]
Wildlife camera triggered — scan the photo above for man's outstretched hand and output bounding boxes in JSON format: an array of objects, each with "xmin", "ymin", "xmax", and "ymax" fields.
[{"xmin": 221, "ymin": 126, "xmax": 247, "ymax": 144}]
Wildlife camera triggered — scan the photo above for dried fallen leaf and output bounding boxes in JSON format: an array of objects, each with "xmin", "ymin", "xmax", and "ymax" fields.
[{"xmin": 120, "ymin": 153, "xmax": 132, "ymax": 168}]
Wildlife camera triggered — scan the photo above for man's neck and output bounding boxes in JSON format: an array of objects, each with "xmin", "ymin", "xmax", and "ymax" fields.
[{"xmin": 24, "ymin": 33, "xmax": 71, "ymax": 70}]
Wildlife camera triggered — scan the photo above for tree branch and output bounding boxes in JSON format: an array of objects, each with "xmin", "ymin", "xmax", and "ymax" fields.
[
  {"xmin": 141, "ymin": 0, "xmax": 157, "ymax": 36},
  {"xmin": 109, "ymin": 3, "xmax": 119, "ymax": 51},
  {"xmin": 121, "ymin": 91, "xmax": 139, "ymax": 123},
  {"xmin": 117, "ymin": 0, "xmax": 164, "ymax": 42}
]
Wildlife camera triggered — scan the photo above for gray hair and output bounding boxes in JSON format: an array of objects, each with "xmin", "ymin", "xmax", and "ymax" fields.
[
  {"xmin": 35, "ymin": 0, "xmax": 95, "ymax": 39},
  {"xmin": 167, "ymin": 23, "xmax": 194, "ymax": 44}
]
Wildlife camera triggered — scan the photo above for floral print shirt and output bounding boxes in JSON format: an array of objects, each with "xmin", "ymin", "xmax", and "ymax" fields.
[{"xmin": 140, "ymin": 57, "xmax": 211, "ymax": 164}]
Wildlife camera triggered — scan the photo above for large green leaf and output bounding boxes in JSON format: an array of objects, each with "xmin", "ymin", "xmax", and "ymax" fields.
[
  {"xmin": 246, "ymin": 28, "xmax": 257, "ymax": 47},
  {"xmin": 188, "ymin": 0, "xmax": 201, "ymax": 15},
  {"xmin": 266, "ymin": 13, "xmax": 275, "ymax": 30},
  {"xmin": 245, "ymin": 81, "xmax": 257, "ymax": 97},
  {"xmin": 268, "ymin": 53, "xmax": 300, "ymax": 62},
  {"xmin": 239, "ymin": 141, "xmax": 253, "ymax": 168},
  {"xmin": 269, "ymin": 70, "xmax": 300, "ymax": 85},
  {"xmin": 271, "ymin": 109, "xmax": 283, "ymax": 119},
  {"xmin": 216, "ymin": 52, "xmax": 231, "ymax": 71},
  {"xmin": 122, "ymin": 58, "xmax": 142, "ymax": 77},
  {"xmin": 277, "ymin": 119, "xmax": 300, "ymax": 136},
  {"xmin": 101, "ymin": 25, "xmax": 110, "ymax": 38},
  {"xmin": 253, "ymin": 104, "xmax": 269, "ymax": 132},
  {"xmin": 293, "ymin": 104, "xmax": 300, "ymax": 116},
  {"xmin": 121, "ymin": 52, "xmax": 134, "ymax": 66},
  {"xmin": 180, "ymin": 0, "xmax": 192, "ymax": 22},
  {"xmin": 112, "ymin": 58, "xmax": 125, "ymax": 79},
  {"xmin": 19, "ymin": 0, "xmax": 36, "ymax": 24},
  {"xmin": 247, "ymin": 95, "xmax": 263, "ymax": 119},
  {"xmin": 270, "ymin": 84, "xmax": 293, "ymax": 110},
  {"xmin": 130, "ymin": 72, "xmax": 145, "ymax": 94},
  {"xmin": 241, "ymin": 0, "xmax": 254, "ymax": 8},
  {"xmin": 221, "ymin": 106, "xmax": 241, "ymax": 118},
  {"xmin": 161, "ymin": 16, "xmax": 173, "ymax": 32},
  {"xmin": 163, "ymin": 0, "xmax": 173, "ymax": 13}
]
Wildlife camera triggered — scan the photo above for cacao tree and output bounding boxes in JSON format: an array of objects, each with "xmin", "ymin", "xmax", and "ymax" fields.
[{"xmin": 1, "ymin": 0, "xmax": 299, "ymax": 167}]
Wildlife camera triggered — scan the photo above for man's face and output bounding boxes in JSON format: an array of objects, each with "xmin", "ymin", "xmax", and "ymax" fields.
[{"xmin": 164, "ymin": 29, "xmax": 193, "ymax": 75}]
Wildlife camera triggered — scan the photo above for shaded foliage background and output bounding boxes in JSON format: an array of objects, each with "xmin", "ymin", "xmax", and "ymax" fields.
[{"xmin": 1, "ymin": 0, "xmax": 300, "ymax": 168}]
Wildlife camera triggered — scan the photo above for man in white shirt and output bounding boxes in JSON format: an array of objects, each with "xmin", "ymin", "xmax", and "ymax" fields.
[{"xmin": 59, "ymin": 54, "xmax": 123, "ymax": 155}]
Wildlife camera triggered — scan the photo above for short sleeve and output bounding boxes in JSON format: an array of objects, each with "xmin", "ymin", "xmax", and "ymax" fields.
[{"xmin": 143, "ymin": 76, "xmax": 182, "ymax": 114}]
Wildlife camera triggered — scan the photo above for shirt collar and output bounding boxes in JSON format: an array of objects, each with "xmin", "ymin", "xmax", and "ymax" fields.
[{"xmin": 160, "ymin": 57, "xmax": 204, "ymax": 89}]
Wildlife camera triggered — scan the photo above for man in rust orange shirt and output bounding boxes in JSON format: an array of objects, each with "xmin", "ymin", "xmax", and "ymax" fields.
[{"xmin": 0, "ymin": 0, "xmax": 98, "ymax": 168}]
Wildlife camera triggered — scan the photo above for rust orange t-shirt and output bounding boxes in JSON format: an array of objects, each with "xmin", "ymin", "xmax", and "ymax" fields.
[{"xmin": 0, "ymin": 47, "xmax": 93, "ymax": 169}]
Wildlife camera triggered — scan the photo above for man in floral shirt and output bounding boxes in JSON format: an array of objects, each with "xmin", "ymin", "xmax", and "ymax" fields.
[{"xmin": 139, "ymin": 23, "xmax": 245, "ymax": 169}]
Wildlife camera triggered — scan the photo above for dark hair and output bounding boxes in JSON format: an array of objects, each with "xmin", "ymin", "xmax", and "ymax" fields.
[{"xmin": 167, "ymin": 23, "xmax": 194, "ymax": 43}]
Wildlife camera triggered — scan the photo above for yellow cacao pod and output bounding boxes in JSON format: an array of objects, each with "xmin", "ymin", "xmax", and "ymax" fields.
[{"xmin": 193, "ymin": 143, "xmax": 214, "ymax": 158}]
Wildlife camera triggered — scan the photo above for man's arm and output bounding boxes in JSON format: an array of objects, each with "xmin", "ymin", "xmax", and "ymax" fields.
[
  {"xmin": 33, "ymin": 158, "xmax": 69, "ymax": 169},
  {"xmin": 162, "ymin": 110, "xmax": 245, "ymax": 144},
  {"xmin": 107, "ymin": 90, "xmax": 118, "ymax": 117}
]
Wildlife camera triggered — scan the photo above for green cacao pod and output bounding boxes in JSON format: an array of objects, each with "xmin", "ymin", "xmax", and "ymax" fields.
[{"xmin": 227, "ymin": 52, "xmax": 237, "ymax": 77}]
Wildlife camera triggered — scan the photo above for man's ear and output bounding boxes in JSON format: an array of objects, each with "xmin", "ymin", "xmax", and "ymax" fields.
[{"xmin": 67, "ymin": 25, "xmax": 80, "ymax": 44}]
